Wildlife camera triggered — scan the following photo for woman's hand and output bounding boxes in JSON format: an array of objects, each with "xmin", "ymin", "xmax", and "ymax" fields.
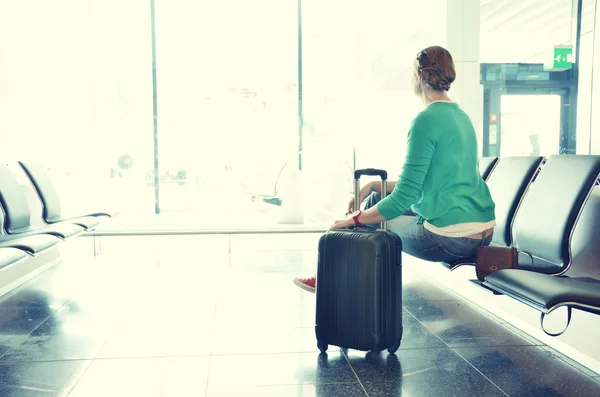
[
  {"xmin": 330, "ymin": 206, "xmax": 387, "ymax": 230},
  {"xmin": 330, "ymin": 216, "xmax": 355, "ymax": 230},
  {"xmin": 347, "ymin": 182, "xmax": 374, "ymax": 213}
]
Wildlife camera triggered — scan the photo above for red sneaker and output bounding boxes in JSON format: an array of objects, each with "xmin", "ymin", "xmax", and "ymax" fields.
[{"xmin": 293, "ymin": 274, "xmax": 316, "ymax": 293}]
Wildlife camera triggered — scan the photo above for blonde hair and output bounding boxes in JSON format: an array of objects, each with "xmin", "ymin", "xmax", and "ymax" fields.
[{"xmin": 415, "ymin": 46, "xmax": 456, "ymax": 92}]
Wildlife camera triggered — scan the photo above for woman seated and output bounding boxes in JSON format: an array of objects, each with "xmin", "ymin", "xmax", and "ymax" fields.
[{"xmin": 294, "ymin": 45, "xmax": 496, "ymax": 293}]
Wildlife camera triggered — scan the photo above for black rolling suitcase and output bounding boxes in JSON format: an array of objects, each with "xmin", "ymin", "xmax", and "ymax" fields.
[{"xmin": 315, "ymin": 169, "xmax": 403, "ymax": 355}]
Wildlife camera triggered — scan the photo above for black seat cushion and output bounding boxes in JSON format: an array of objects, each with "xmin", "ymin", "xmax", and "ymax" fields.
[
  {"xmin": 69, "ymin": 216, "xmax": 101, "ymax": 230},
  {"xmin": 18, "ymin": 162, "xmax": 63, "ymax": 223},
  {"xmin": 479, "ymin": 157, "xmax": 499, "ymax": 181},
  {"xmin": 483, "ymin": 269, "xmax": 600, "ymax": 314},
  {"xmin": 11, "ymin": 223, "xmax": 84, "ymax": 240},
  {"xmin": 0, "ymin": 247, "xmax": 27, "ymax": 271},
  {"xmin": 19, "ymin": 162, "xmax": 117, "ymax": 222},
  {"xmin": 441, "ymin": 257, "xmax": 476, "ymax": 270},
  {"xmin": 0, "ymin": 164, "xmax": 36, "ymax": 233},
  {"xmin": 511, "ymin": 155, "xmax": 600, "ymax": 273},
  {"xmin": 0, "ymin": 164, "xmax": 84, "ymax": 238},
  {"xmin": 568, "ymin": 188, "xmax": 600, "ymax": 279},
  {"xmin": 0, "ymin": 234, "xmax": 61, "ymax": 255},
  {"xmin": 485, "ymin": 156, "xmax": 544, "ymax": 247},
  {"xmin": 40, "ymin": 223, "xmax": 84, "ymax": 239}
]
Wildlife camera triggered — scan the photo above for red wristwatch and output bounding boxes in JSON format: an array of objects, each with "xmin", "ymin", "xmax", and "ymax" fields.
[{"xmin": 352, "ymin": 210, "xmax": 363, "ymax": 226}]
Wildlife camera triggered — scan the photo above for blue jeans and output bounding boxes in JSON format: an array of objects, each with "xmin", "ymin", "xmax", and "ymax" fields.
[{"xmin": 363, "ymin": 192, "xmax": 492, "ymax": 263}]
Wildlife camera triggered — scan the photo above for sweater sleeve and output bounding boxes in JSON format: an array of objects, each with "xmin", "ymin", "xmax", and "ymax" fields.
[{"xmin": 377, "ymin": 113, "xmax": 437, "ymax": 220}]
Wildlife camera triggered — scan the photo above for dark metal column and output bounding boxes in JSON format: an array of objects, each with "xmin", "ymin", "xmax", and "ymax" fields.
[
  {"xmin": 563, "ymin": 0, "xmax": 583, "ymax": 154},
  {"xmin": 482, "ymin": 88, "xmax": 490, "ymax": 156},
  {"xmin": 484, "ymin": 87, "xmax": 502, "ymax": 157}
]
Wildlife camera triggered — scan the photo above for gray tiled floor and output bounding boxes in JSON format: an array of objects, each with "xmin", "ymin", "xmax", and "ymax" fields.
[{"xmin": 0, "ymin": 240, "xmax": 599, "ymax": 397}]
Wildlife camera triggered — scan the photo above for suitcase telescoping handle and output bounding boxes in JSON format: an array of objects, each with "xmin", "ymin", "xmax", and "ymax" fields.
[
  {"xmin": 353, "ymin": 168, "xmax": 388, "ymax": 231},
  {"xmin": 354, "ymin": 169, "xmax": 387, "ymax": 180}
]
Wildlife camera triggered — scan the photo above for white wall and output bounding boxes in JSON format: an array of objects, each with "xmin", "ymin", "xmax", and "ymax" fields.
[{"xmin": 446, "ymin": 0, "xmax": 482, "ymax": 144}]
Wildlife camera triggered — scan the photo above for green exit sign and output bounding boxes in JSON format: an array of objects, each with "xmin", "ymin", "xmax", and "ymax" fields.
[{"xmin": 554, "ymin": 46, "xmax": 573, "ymax": 69}]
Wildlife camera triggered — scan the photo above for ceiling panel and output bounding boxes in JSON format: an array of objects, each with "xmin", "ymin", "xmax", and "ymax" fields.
[{"xmin": 480, "ymin": 0, "xmax": 574, "ymax": 63}]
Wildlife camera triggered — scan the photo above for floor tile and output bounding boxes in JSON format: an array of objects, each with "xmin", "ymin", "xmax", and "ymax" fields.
[
  {"xmin": 68, "ymin": 357, "xmax": 210, "ymax": 397},
  {"xmin": 0, "ymin": 383, "xmax": 60, "ymax": 397},
  {"xmin": 211, "ymin": 308, "xmax": 444, "ymax": 356},
  {"xmin": 344, "ymin": 348, "xmax": 505, "ymax": 397},
  {"xmin": 0, "ymin": 360, "xmax": 91, "ymax": 397},
  {"xmin": 228, "ymin": 250, "xmax": 318, "ymax": 273},
  {"xmin": 498, "ymin": 321, "xmax": 544, "ymax": 346},
  {"xmin": 95, "ymin": 281, "xmax": 218, "ymax": 359},
  {"xmin": 538, "ymin": 345, "xmax": 600, "ymax": 377},
  {"xmin": 397, "ymin": 310, "xmax": 447, "ymax": 350},
  {"xmin": 0, "ymin": 334, "xmax": 29, "ymax": 360},
  {"xmin": 0, "ymin": 304, "xmax": 53, "ymax": 336},
  {"xmin": 0, "ymin": 313, "xmax": 116, "ymax": 362},
  {"xmin": 96, "ymin": 319, "xmax": 214, "ymax": 359},
  {"xmin": 455, "ymin": 345, "xmax": 600, "ymax": 397},
  {"xmin": 1, "ymin": 301, "xmax": 117, "ymax": 362},
  {"xmin": 121, "ymin": 301, "xmax": 218, "ymax": 329},
  {"xmin": 405, "ymin": 300, "xmax": 536, "ymax": 347},
  {"xmin": 402, "ymin": 278, "xmax": 460, "ymax": 302},
  {"xmin": 206, "ymin": 382, "xmax": 367, "ymax": 397},
  {"xmin": 218, "ymin": 268, "xmax": 314, "ymax": 295},
  {"xmin": 207, "ymin": 352, "xmax": 356, "ymax": 387},
  {"xmin": 0, "ymin": 285, "xmax": 69, "ymax": 310},
  {"xmin": 211, "ymin": 325, "xmax": 318, "ymax": 355},
  {"xmin": 213, "ymin": 282, "xmax": 316, "ymax": 330},
  {"xmin": 3, "ymin": 242, "xmax": 600, "ymax": 397}
]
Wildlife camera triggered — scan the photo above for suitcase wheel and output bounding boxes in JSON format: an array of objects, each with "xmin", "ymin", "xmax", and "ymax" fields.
[
  {"xmin": 388, "ymin": 338, "xmax": 401, "ymax": 354},
  {"xmin": 317, "ymin": 340, "xmax": 328, "ymax": 353},
  {"xmin": 367, "ymin": 350, "xmax": 380, "ymax": 358}
]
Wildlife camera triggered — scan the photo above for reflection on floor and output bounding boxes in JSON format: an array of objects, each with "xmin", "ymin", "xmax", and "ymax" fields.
[{"xmin": 1, "ymin": 237, "xmax": 599, "ymax": 397}]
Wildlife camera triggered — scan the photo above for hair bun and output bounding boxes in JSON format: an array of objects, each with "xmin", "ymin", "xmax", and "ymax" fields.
[
  {"xmin": 438, "ymin": 81, "xmax": 452, "ymax": 91},
  {"xmin": 416, "ymin": 46, "xmax": 456, "ymax": 92}
]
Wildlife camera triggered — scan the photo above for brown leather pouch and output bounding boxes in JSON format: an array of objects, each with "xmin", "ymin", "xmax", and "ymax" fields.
[{"xmin": 475, "ymin": 246, "xmax": 522, "ymax": 281}]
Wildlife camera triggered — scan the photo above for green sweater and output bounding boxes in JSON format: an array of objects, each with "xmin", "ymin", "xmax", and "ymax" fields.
[{"xmin": 377, "ymin": 102, "xmax": 495, "ymax": 227}]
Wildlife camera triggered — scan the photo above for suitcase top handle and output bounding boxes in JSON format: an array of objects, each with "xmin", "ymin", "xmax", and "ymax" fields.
[
  {"xmin": 354, "ymin": 169, "xmax": 387, "ymax": 180},
  {"xmin": 354, "ymin": 168, "xmax": 388, "ymax": 231}
]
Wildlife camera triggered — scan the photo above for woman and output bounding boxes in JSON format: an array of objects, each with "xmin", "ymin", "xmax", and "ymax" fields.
[{"xmin": 294, "ymin": 45, "xmax": 496, "ymax": 293}]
